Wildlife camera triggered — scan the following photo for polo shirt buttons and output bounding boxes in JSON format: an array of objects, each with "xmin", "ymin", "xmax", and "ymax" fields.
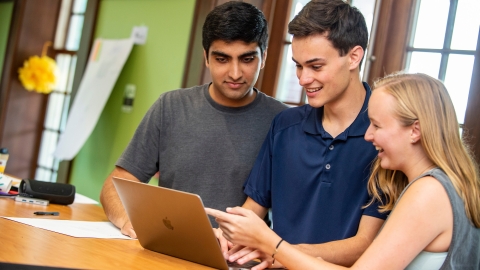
[
  {"xmin": 329, "ymin": 145, "xmax": 334, "ymax": 150},
  {"xmin": 326, "ymin": 164, "xmax": 331, "ymax": 170}
]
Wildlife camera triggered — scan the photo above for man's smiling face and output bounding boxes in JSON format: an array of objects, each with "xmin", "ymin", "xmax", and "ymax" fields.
[{"xmin": 292, "ymin": 33, "xmax": 354, "ymax": 108}]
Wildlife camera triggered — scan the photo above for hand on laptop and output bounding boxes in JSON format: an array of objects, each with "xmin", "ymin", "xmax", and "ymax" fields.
[
  {"xmin": 212, "ymin": 227, "xmax": 234, "ymax": 258},
  {"xmin": 206, "ymin": 207, "xmax": 286, "ymax": 269},
  {"xmin": 214, "ymin": 232, "xmax": 280, "ymax": 269},
  {"xmin": 121, "ymin": 220, "xmax": 137, "ymax": 239},
  {"xmin": 227, "ymin": 246, "xmax": 285, "ymax": 269}
]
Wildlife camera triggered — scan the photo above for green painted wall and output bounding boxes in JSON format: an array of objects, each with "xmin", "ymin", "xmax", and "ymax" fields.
[
  {"xmin": 0, "ymin": 2, "xmax": 14, "ymax": 78},
  {"xmin": 69, "ymin": 0, "xmax": 195, "ymax": 201}
]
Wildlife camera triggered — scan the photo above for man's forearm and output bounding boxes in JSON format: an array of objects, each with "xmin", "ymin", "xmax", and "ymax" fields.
[
  {"xmin": 100, "ymin": 167, "xmax": 141, "ymax": 229},
  {"xmin": 294, "ymin": 216, "xmax": 385, "ymax": 267},
  {"xmin": 242, "ymin": 197, "xmax": 268, "ymax": 219},
  {"xmin": 100, "ymin": 176, "xmax": 128, "ymax": 228}
]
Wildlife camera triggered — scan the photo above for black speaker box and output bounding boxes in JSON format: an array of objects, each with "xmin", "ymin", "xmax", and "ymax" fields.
[{"xmin": 19, "ymin": 179, "xmax": 76, "ymax": 205}]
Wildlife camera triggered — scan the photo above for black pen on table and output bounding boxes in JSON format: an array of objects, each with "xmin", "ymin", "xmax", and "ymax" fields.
[{"xmin": 34, "ymin": 211, "xmax": 59, "ymax": 216}]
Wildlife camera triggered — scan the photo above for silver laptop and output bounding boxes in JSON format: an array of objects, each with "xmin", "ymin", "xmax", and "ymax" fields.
[{"xmin": 112, "ymin": 177, "xmax": 259, "ymax": 270}]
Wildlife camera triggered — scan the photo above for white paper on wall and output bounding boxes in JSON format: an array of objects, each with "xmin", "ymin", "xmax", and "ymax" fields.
[{"xmin": 54, "ymin": 38, "xmax": 135, "ymax": 160}]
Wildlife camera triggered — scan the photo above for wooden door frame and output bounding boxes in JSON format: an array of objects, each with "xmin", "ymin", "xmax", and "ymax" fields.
[{"xmin": 0, "ymin": 0, "xmax": 61, "ymax": 179}]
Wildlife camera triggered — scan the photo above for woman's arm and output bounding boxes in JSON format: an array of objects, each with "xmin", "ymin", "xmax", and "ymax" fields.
[
  {"xmin": 206, "ymin": 176, "xmax": 453, "ymax": 270},
  {"xmin": 206, "ymin": 207, "xmax": 346, "ymax": 270},
  {"xmin": 351, "ymin": 176, "xmax": 452, "ymax": 269}
]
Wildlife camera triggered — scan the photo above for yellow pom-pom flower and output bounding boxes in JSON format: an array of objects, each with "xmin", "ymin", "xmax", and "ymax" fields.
[{"xmin": 18, "ymin": 54, "xmax": 57, "ymax": 94}]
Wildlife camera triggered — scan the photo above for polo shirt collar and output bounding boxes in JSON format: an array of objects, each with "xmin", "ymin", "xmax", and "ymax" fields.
[{"xmin": 303, "ymin": 82, "xmax": 372, "ymax": 139}]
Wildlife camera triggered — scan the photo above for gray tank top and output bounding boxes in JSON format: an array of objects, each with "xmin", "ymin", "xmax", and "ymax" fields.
[{"xmin": 390, "ymin": 168, "xmax": 480, "ymax": 269}]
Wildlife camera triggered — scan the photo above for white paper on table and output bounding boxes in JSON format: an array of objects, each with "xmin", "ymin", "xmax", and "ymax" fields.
[
  {"xmin": 2, "ymin": 217, "xmax": 132, "ymax": 239},
  {"xmin": 74, "ymin": 193, "xmax": 99, "ymax": 204},
  {"xmin": 54, "ymin": 38, "xmax": 135, "ymax": 160}
]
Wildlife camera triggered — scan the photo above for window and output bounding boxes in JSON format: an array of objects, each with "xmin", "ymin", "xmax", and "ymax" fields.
[
  {"xmin": 275, "ymin": 0, "xmax": 310, "ymax": 105},
  {"xmin": 35, "ymin": 0, "xmax": 88, "ymax": 182},
  {"xmin": 405, "ymin": 0, "xmax": 480, "ymax": 124}
]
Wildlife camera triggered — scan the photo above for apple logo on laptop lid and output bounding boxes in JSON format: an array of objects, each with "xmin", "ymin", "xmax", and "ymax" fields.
[{"xmin": 163, "ymin": 217, "xmax": 174, "ymax": 230}]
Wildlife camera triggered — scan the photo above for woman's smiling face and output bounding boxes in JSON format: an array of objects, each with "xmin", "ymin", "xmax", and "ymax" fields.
[{"xmin": 364, "ymin": 87, "xmax": 414, "ymax": 171}]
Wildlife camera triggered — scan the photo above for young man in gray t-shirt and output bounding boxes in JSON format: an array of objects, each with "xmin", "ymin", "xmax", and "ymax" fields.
[{"xmin": 99, "ymin": 1, "xmax": 287, "ymax": 239}]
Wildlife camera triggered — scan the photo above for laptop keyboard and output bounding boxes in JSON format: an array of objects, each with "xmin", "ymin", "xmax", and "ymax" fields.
[{"xmin": 227, "ymin": 260, "xmax": 260, "ymax": 269}]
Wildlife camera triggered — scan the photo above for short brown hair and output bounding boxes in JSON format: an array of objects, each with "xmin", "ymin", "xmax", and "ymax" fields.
[{"xmin": 288, "ymin": 0, "xmax": 368, "ymax": 57}]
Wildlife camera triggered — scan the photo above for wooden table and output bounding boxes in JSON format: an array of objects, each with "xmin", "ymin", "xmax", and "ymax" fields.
[{"xmin": 0, "ymin": 197, "xmax": 214, "ymax": 269}]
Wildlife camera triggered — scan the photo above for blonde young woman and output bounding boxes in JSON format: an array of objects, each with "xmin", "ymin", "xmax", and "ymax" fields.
[{"xmin": 206, "ymin": 73, "xmax": 480, "ymax": 270}]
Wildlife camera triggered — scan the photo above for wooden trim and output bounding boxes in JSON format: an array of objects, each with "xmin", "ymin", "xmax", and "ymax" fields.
[
  {"xmin": 51, "ymin": 49, "xmax": 78, "ymax": 56},
  {"xmin": 463, "ymin": 28, "xmax": 480, "ymax": 166},
  {"xmin": 30, "ymin": 0, "xmax": 63, "ymax": 181},
  {"xmin": 0, "ymin": 0, "xmax": 62, "ymax": 179},
  {"xmin": 260, "ymin": 0, "xmax": 273, "ymax": 21},
  {"xmin": 182, "ymin": 0, "xmax": 215, "ymax": 88},
  {"xmin": 253, "ymin": 0, "xmax": 272, "ymax": 91},
  {"xmin": 366, "ymin": 0, "xmax": 415, "ymax": 85},
  {"xmin": 0, "ymin": 0, "xmax": 24, "ymax": 134},
  {"xmin": 256, "ymin": 0, "xmax": 292, "ymax": 97}
]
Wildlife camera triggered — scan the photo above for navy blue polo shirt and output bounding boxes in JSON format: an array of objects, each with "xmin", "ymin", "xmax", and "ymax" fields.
[{"xmin": 244, "ymin": 83, "xmax": 387, "ymax": 244}]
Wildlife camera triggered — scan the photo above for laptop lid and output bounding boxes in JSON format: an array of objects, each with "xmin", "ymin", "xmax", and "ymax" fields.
[{"xmin": 112, "ymin": 177, "xmax": 256, "ymax": 270}]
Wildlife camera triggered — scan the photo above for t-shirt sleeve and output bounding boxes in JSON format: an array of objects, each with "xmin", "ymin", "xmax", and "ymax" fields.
[
  {"xmin": 116, "ymin": 97, "xmax": 162, "ymax": 183},
  {"xmin": 243, "ymin": 121, "xmax": 276, "ymax": 208}
]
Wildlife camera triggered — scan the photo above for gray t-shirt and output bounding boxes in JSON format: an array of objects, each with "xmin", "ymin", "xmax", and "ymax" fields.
[
  {"xmin": 397, "ymin": 168, "xmax": 480, "ymax": 269},
  {"xmin": 116, "ymin": 83, "xmax": 288, "ymax": 225}
]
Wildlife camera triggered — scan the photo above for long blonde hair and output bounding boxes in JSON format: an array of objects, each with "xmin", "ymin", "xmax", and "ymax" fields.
[{"xmin": 367, "ymin": 72, "xmax": 480, "ymax": 227}]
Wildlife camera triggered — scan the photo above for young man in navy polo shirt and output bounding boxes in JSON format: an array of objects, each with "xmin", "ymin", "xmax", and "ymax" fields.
[{"xmin": 216, "ymin": 0, "xmax": 388, "ymax": 268}]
